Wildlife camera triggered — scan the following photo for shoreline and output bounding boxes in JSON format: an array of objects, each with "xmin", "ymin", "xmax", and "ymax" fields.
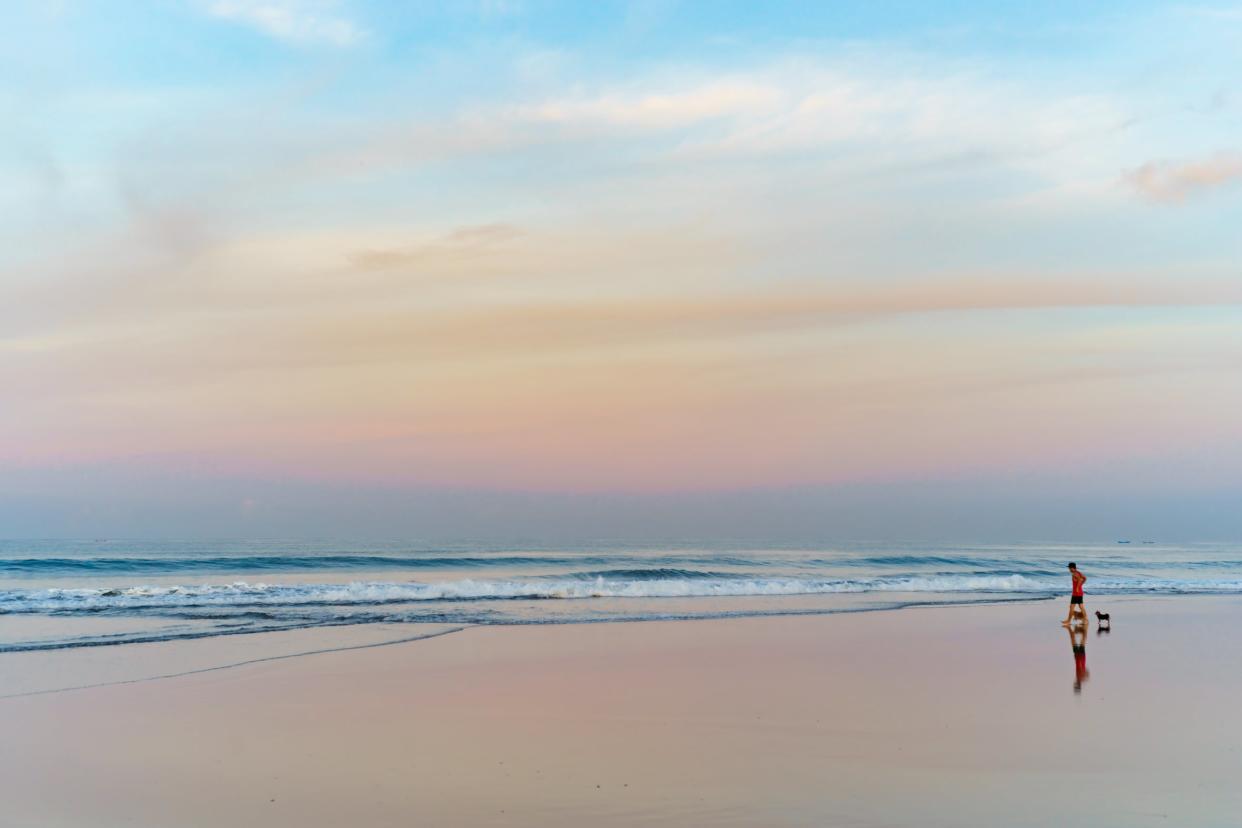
[
  {"xmin": 2, "ymin": 591, "xmax": 1066, "ymax": 698},
  {"xmin": 0, "ymin": 591, "xmax": 1207, "ymax": 700}
]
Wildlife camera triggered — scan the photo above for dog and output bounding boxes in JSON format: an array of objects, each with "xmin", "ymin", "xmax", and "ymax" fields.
[{"xmin": 1095, "ymin": 610, "xmax": 1111, "ymax": 629}]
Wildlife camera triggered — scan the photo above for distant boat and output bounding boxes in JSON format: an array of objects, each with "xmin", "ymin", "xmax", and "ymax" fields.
[
  {"xmin": 1141, "ymin": 540, "xmax": 1156, "ymax": 544},
  {"xmin": 1116, "ymin": 540, "xmax": 1131, "ymax": 544}
]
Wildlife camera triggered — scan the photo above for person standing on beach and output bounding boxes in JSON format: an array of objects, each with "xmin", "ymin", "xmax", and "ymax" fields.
[{"xmin": 1062, "ymin": 562, "xmax": 1087, "ymax": 626}]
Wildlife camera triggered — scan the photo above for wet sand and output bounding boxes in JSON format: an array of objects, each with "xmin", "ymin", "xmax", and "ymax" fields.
[{"xmin": 2, "ymin": 597, "xmax": 1240, "ymax": 827}]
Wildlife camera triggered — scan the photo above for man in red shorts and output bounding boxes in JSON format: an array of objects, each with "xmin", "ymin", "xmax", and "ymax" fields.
[{"xmin": 1061, "ymin": 562, "xmax": 1087, "ymax": 626}]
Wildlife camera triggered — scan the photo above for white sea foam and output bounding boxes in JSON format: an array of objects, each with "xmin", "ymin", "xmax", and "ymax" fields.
[{"xmin": 4, "ymin": 573, "xmax": 1242, "ymax": 615}]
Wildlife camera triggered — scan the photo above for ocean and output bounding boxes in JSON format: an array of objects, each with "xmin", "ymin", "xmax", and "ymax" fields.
[{"xmin": 2, "ymin": 539, "xmax": 1239, "ymax": 653}]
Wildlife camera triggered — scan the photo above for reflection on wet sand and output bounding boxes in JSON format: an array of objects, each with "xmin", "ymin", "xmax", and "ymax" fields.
[
  {"xmin": 4, "ymin": 599, "xmax": 1242, "ymax": 827},
  {"xmin": 1069, "ymin": 625, "xmax": 1089, "ymax": 694}
]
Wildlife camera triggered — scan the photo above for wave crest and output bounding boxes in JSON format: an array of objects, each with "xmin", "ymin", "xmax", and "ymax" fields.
[{"xmin": 5, "ymin": 572, "xmax": 1242, "ymax": 616}]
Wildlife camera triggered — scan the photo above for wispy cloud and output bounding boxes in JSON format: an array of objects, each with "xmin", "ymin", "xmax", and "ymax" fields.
[
  {"xmin": 1125, "ymin": 151, "xmax": 1242, "ymax": 202},
  {"xmin": 506, "ymin": 60, "xmax": 1125, "ymax": 167},
  {"xmin": 348, "ymin": 224, "xmax": 524, "ymax": 271},
  {"xmin": 203, "ymin": 0, "xmax": 365, "ymax": 46},
  {"xmin": 522, "ymin": 80, "xmax": 785, "ymax": 128}
]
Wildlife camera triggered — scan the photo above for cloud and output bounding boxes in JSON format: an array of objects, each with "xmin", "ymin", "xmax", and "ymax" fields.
[
  {"xmin": 348, "ymin": 223, "xmax": 524, "ymax": 271},
  {"xmin": 203, "ymin": 1, "xmax": 364, "ymax": 46},
  {"xmin": 1125, "ymin": 151, "xmax": 1242, "ymax": 202},
  {"xmin": 11, "ymin": 263, "xmax": 1242, "ymax": 386},
  {"xmin": 7, "ymin": 284, "xmax": 1237, "ymax": 492},
  {"xmin": 506, "ymin": 60, "xmax": 1124, "ymax": 174},
  {"xmin": 522, "ymin": 80, "xmax": 785, "ymax": 128}
]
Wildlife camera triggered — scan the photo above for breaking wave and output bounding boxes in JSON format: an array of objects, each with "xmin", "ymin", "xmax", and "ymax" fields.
[
  {"xmin": 4, "ymin": 540, "xmax": 1239, "ymax": 654},
  {"xmin": 5, "ymin": 572, "xmax": 1242, "ymax": 617}
]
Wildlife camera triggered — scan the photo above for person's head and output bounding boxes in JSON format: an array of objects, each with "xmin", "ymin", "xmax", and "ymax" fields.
[{"xmin": 1067, "ymin": 562, "xmax": 1077, "ymax": 570}]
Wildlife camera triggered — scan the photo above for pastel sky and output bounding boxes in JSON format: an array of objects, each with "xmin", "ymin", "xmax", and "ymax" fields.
[{"xmin": 3, "ymin": 1, "xmax": 1241, "ymax": 539}]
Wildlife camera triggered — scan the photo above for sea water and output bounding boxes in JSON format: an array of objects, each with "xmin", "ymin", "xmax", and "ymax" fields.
[{"xmin": 2, "ymin": 539, "xmax": 1239, "ymax": 652}]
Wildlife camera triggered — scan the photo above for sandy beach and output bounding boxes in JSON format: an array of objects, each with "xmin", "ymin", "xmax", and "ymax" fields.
[{"xmin": 2, "ymin": 596, "xmax": 1240, "ymax": 827}]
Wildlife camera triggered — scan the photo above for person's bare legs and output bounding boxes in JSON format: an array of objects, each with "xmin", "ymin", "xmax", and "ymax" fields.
[{"xmin": 1064, "ymin": 602, "xmax": 1085, "ymax": 626}]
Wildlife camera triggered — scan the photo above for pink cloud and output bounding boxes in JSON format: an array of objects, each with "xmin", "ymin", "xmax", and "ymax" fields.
[{"xmin": 1126, "ymin": 151, "xmax": 1242, "ymax": 202}]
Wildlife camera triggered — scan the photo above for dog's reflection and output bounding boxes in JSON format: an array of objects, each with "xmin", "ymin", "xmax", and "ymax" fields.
[
  {"xmin": 1068, "ymin": 625, "xmax": 1089, "ymax": 694},
  {"xmin": 1095, "ymin": 610, "xmax": 1111, "ymax": 636}
]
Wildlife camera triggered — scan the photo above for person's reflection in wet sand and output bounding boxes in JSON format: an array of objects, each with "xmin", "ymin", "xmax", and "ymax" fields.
[{"xmin": 1069, "ymin": 625, "xmax": 1089, "ymax": 694}]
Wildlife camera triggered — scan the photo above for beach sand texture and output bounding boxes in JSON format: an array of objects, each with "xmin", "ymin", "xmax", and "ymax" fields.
[{"xmin": 2, "ymin": 597, "xmax": 1239, "ymax": 827}]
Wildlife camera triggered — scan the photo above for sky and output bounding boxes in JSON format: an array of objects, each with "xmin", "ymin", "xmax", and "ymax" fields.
[{"xmin": 2, "ymin": 1, "xmax": 1241, "ymax": 540}]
